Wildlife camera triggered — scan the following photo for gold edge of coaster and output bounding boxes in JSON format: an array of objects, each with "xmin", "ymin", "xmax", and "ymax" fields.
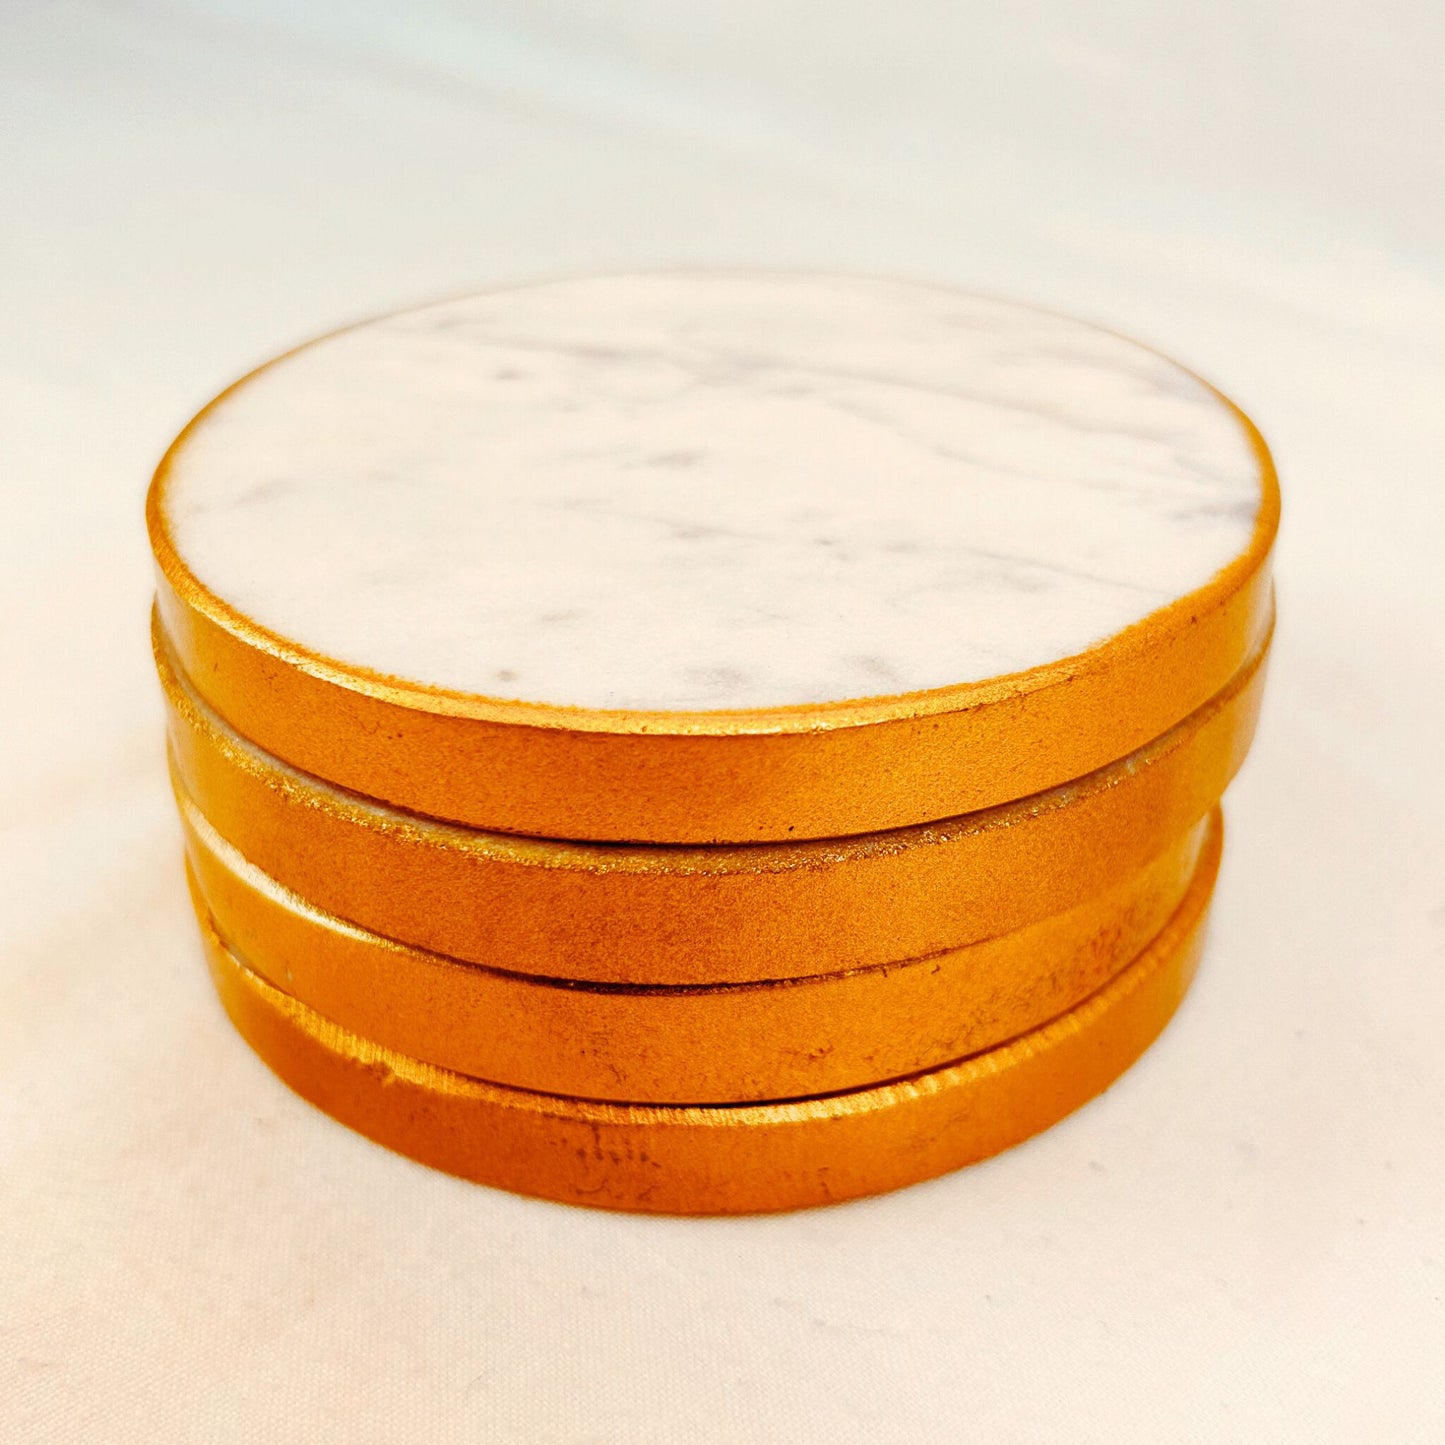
[
  {"xmin": 195, "ymin": 818, "xmax": 1219, "ymax": 1214},
  {"xmin": 157, "ymin": 605, "xmax": 1268, "ymax": 984},
  {"xmin": 182, "ymin": 802, "xmax": 1218, "ymax": 1102},
  {"xmin": 148, "ymin": 401, "xmax": 1277, "ymax": 844}
]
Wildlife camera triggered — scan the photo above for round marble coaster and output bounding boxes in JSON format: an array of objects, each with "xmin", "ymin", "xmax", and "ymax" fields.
[
  {"xmin": 149, "ymin": 272, "xmax": 1278, "ymax": 844},
  {"xmin": 183, "ymin": 794, "xmax": 1213, "ymax": 1103},
  {"xmin": 158, "ymin": 606, "xmax": 1267, "ymax": 985},
  {"xmin": 194, "ymin": 820, "xmax": 1216, "ymax": 1214}
]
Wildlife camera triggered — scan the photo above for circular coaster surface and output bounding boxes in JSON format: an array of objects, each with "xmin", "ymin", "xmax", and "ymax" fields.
[
  {"xmin": 158, "ymin": 608, "xmax": 1266, "ymax": 984},
  {"xmin": 195, "ymin": 813, "xmax": 1217, "ymax": 1214},
  {"xmin": 149, "ymin": 272, "xmax": 1277, "ymax": 843},
  {"xmin": 184, "ymin": 797, "xmax": 1214, "ymax": 1102}
]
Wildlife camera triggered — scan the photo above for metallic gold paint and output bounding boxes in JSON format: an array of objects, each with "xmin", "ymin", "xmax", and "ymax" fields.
[
  {"xmin": 147, "ymin": 361, "xmax": 1277, "ymax": 846},
  {"xmin": 193, "ymin": 813, "xmax": 1218, "ymax": 1214},
  {"xmin": 182, "ymin": 801, "xmax": 1214, "ymax": 1103},
  {"xmin": 157, "ymin": 607, "xmax": 1268, "ymax": 985}
]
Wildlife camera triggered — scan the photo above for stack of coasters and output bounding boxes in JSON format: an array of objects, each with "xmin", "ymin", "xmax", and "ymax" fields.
[{"xmin": 147, "ymin": 273, "xmax": 1277, "ymax": 1214}]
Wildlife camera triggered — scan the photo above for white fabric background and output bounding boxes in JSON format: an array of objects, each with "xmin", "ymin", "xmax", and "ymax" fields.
[{"xmin": 3, "ymin": 3, "xmax": 1442, "ymax": 1439}]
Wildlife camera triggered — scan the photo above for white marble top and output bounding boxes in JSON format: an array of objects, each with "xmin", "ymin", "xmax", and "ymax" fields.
[{"xmin": 163, "ymin": 272, "xmax": 1264, "ymax": 711}]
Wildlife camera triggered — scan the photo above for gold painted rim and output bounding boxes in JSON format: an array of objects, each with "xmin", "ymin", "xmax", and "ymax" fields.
[
  {"xmin": 184, "ymin": 797, "xmax": 1214, "ymax": 1102},
  {"xmin": 159, "ymin": 607, "xmax": 1268, "ymax": 984},
  {"xmin": 196, "ymin": 813, "xmax": 1217, "ymax": 1214},
  {"xmin": 147, "ymin": 272, "xmax": 1280, "ymax": 843}
]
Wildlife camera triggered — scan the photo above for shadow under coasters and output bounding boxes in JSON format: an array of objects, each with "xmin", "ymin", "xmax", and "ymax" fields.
[
  {"xmin": 148, "ymin": 272, "xmax": 1278, "ymax": 845},
  {"xmin": 193, "ymin": 808, "xmax": 1222, "ymax": 1214}
]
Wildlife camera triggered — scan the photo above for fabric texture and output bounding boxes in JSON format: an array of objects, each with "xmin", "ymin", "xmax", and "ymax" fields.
[{"xmin": 3, "ymin": 3, "xmax": 1442, "ymax": 1439}]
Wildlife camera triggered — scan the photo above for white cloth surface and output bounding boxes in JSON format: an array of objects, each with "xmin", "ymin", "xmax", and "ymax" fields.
[{"xmin": 2, "ymin": 3, "xmax": 1442, "ymax": 1440}]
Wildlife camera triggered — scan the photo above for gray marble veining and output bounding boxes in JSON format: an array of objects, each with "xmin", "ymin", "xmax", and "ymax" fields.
[{"xmin": 165, "ymin": 273, "xmax": 1264, "ymax": 711}]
